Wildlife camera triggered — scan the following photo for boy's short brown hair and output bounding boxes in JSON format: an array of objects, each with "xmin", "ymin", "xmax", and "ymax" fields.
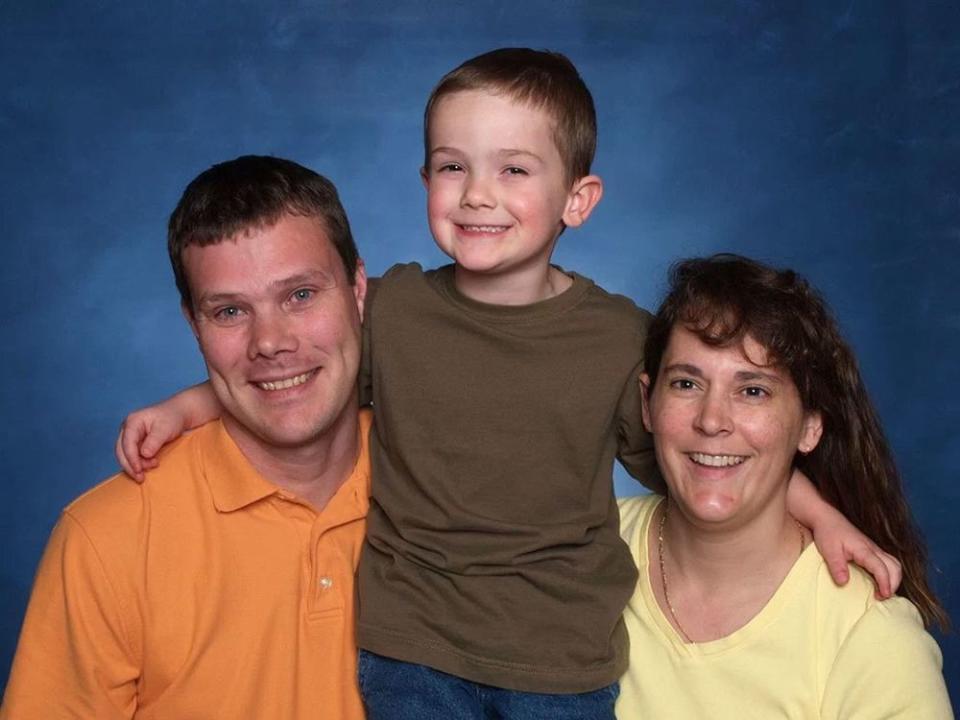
[
  {"xmin": 168, "ymin": 155, "xmax": 360, "ymax": 313},
  {"xmin": 423, "ymin": 48, "xmax": 597, "ymax": 185}
]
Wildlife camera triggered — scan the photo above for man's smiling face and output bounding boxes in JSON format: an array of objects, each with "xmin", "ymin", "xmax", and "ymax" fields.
[{"xmin": 183, "ymin": 213, "xmax": 366, "ymax": 453}]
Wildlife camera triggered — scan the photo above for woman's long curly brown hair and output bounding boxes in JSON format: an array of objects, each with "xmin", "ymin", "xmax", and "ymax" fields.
[{"xmin": 643, "ymin": 254, "xmax": 948, "ymax": 630}]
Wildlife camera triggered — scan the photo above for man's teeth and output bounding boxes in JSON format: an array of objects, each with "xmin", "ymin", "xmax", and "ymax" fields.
[
  {"xmin": 257, "ymin": 371, "xmax": 313, "ymax": 391},
  {"xmin": 690, "ymin": 453, "xmax": 746, "ymax": 468}
]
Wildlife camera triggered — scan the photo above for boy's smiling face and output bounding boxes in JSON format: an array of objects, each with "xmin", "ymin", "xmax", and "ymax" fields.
[{"xmin": 422, "ymin": 89, "xmax": 601, "ymax": 304}]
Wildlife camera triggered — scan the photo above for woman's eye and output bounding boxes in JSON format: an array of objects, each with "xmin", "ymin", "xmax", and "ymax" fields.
[{"xmin": 669, "ymin": 379, "xmax": 697, "ymax": 391}]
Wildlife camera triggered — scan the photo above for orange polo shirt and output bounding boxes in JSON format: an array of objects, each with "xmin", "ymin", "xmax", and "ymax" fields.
[{"xmin": 1, "ymin": 410, "xmax": 372, "ymax": 720}]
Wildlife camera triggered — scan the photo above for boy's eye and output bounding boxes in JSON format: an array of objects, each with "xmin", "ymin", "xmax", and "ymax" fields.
[
  {"xmin": 437, "ymin": 162, "xmax": 464, "ymax": 173},
  {"xmin": 504, "ymin": 166, "xmax": 528, "ymax": 176}
]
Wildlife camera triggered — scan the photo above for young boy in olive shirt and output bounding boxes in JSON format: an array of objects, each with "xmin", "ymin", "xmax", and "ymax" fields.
[{"xmin": 117, "ymin": 49, "xmax": 899, "ymax": 719}]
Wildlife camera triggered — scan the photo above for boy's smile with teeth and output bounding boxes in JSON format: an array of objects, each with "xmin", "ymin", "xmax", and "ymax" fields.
[{"xmin": 457, "ymin": 224, "xmax": 511, "ymax": 234}]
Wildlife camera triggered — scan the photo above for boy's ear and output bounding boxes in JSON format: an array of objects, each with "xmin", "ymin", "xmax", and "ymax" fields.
[
  {"xmin": 639, "ymin": 372, "xmax": 653, "ymax": 433},
  {"xmin": 561, "ymin": 175, "xmax": 603, "ymax": 228},
  {"xmin": 420, "ymin": 167, "xmax": 429, "ymax": 190}
]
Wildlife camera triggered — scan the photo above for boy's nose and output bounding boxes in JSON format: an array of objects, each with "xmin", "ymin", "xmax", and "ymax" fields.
[{"xmin": 460, "ymin": 175, "xmax": 496, "ymax": 209}]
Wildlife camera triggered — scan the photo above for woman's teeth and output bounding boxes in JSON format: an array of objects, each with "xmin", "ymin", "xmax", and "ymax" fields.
[{"xmin": 689, "ymin": 452, "xmax": 746, "ymax": 468}]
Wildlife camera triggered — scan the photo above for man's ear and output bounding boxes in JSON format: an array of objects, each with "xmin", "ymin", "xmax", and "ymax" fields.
[
  {"xmin": 798, "ymin": 410, "xmax": 823, "ymax": 455},
  {"xmin": 182, "ymin": 303, "xmax": 200, "ymax": 340},
  {"xmin": 561, "ymin": 175, "xmax": 603, "ymax": 228},
  {"xmin": 639, "ymin": 372, "xmax": 653, "ymax": 433},
  {"xmin": 352, "ymin": 259, "xmax": 368, "ymax": 319}
]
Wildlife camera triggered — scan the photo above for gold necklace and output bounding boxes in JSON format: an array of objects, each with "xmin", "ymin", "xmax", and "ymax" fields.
[{"xmin": 657, "ymin": 499, "xmax": 805, "ymax": 643}]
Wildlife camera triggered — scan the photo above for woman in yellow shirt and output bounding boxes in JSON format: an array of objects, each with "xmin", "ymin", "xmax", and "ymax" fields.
[{"xmin": 617, "ymin": 255, "xmax": 952, "ymax": 719}]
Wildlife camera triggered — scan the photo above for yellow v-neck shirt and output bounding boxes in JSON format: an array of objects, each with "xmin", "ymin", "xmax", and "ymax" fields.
[{"xmin": 616, "ymin": 495, "xmax": 952, "ymax": 719}]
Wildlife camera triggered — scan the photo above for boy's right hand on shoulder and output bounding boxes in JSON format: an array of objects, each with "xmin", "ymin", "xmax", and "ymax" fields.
[
  {"xmin": 115, "ymin": 405, "xmax": 188, "ymax": 482},
  {"xmin": 115, "ymin": 382, "xmax": 223, "ymax": 481}
]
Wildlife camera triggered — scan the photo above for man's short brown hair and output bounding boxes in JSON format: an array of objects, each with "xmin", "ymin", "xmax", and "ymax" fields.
[{"xmin": 168, "ymin": 155, "xmax": 360, "ymax": 312}]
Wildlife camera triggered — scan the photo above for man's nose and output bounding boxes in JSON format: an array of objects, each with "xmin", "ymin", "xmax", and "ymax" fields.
[{"xmin": 247, "ymin": 309, "xmax": 298, "ymax": 360}]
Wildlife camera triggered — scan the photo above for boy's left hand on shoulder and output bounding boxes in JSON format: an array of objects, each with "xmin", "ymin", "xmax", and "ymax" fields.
[{"xmin": 812, "ymin": 512, "xmax": 903, "ymax": 600}]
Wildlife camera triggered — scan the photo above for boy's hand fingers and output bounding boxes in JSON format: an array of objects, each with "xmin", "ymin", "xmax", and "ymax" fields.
[
  {"xmin": 115, "ymin": 423, "xmax": 143, "ymax": 482},
  {"xmin": 824, "ymin": 552, "xmax": 850, "ymax": 587},
  {"xmin": 141, "ymin": 434, "xmax": 164, "ymax": 460},
  {"xmin": 848, "ymin": 543, "xmax": 901, "ymax": 599}
]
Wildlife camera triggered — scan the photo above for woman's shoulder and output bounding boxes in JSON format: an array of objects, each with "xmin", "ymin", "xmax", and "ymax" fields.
[
  {"xmin": 812, "ymin": 557, "xmax": 951, "ymax": 716},
  {"xmin": 808, "ymin": 553, "xmax": 944, "ymax": 680}
]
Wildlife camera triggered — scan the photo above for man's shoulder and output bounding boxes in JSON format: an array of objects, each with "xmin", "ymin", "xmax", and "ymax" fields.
[{"xmin": 64, "ymin": 428, "xmax": 206, "ymax": 532}]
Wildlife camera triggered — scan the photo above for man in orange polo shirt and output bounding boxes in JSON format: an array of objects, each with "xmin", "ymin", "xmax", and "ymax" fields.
[{"xmin": 1, "ymin": 156, "xmax": 370, "ymax": 719}]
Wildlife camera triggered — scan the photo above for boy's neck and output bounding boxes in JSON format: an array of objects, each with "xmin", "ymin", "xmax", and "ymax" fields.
[{"xmin": 453, "ymin": 263, "xmax": 573, "ymax": 306}]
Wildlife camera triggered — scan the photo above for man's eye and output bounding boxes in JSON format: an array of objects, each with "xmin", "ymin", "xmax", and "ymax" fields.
[
  {"xmin": 291, "ymin": 288, "xmax": 314, "ymax": 303},
  {"xmin": 213, "ymin": 306, "xmax": 243, "ymax": 323},
  {"xmin": 669, "ymin": 379, "xmax": 696, "ymax": 391},
  {"xmin": 742, "ymin": 386, "xmax": 769, "ymax": 398}
]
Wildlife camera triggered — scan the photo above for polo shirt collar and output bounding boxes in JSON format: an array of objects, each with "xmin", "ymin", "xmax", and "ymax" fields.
[{"xmin": 198, "ymin": 412, "xmax": 372, "ymax": 514}]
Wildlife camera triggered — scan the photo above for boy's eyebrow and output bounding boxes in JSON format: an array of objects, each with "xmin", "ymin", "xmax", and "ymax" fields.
[
  {"xmin": 429, "ymin": 146, "xmax": 461, "ymax": 157},
  {"xmin": 427, "ymin": 147, "xmax": 545, "ymax": 164},
  {"xmin": 500, "ymin": 148, "xmax": 545, "ymax": 164}
]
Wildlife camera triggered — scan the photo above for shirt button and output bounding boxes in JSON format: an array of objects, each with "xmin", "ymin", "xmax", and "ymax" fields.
[{"xmin": 319, "ymin": 576, "xmax": 334, "ymax": 590}]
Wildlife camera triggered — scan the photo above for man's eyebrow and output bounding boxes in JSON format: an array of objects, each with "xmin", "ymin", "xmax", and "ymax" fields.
[
  {"xmin": 268, "ymin": 270, "xmax": 337, "ymax": 291},
  {"xmin": 196, "ymin": 271, "xmax": 337, "ymax": 307}
]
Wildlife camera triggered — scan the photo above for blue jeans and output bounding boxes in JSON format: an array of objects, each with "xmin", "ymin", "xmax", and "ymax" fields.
[{"xmin": 358, "ymin": 650, "xmax": 619, "ymax": 720}]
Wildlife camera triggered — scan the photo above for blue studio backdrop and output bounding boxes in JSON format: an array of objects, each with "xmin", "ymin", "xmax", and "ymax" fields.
[{"xmin": 2, "ymin": 0, "xmax": 958, "ymax": 701}]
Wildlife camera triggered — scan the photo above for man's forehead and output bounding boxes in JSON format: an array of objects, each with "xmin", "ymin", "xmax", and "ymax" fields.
[{"xmin": 182, "ymin": 215, "xmax": 344, "ymax": 295}]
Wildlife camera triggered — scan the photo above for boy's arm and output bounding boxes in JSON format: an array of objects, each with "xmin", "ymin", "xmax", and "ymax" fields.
[
  {"xmin": 787, "ymin": 470, "xmax": 902, "ymax": 598},
  {"xmin": 116, "ymin": 382, "xmax": 221, "ymax": 481},
  {"xmin": 617, "ymin": 361, "xmax": 666, "ymax": 495}
]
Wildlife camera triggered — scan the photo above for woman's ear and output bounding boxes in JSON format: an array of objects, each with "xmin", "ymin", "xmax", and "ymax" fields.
[{"xmin": 797, "ymin": 410, "xmax": 823, "ymax": 454}]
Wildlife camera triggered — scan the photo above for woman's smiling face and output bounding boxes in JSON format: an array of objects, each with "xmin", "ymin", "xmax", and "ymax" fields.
[{"xmin": 642, "ymin": 325, "xmax": 823, "ymax": 531}]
